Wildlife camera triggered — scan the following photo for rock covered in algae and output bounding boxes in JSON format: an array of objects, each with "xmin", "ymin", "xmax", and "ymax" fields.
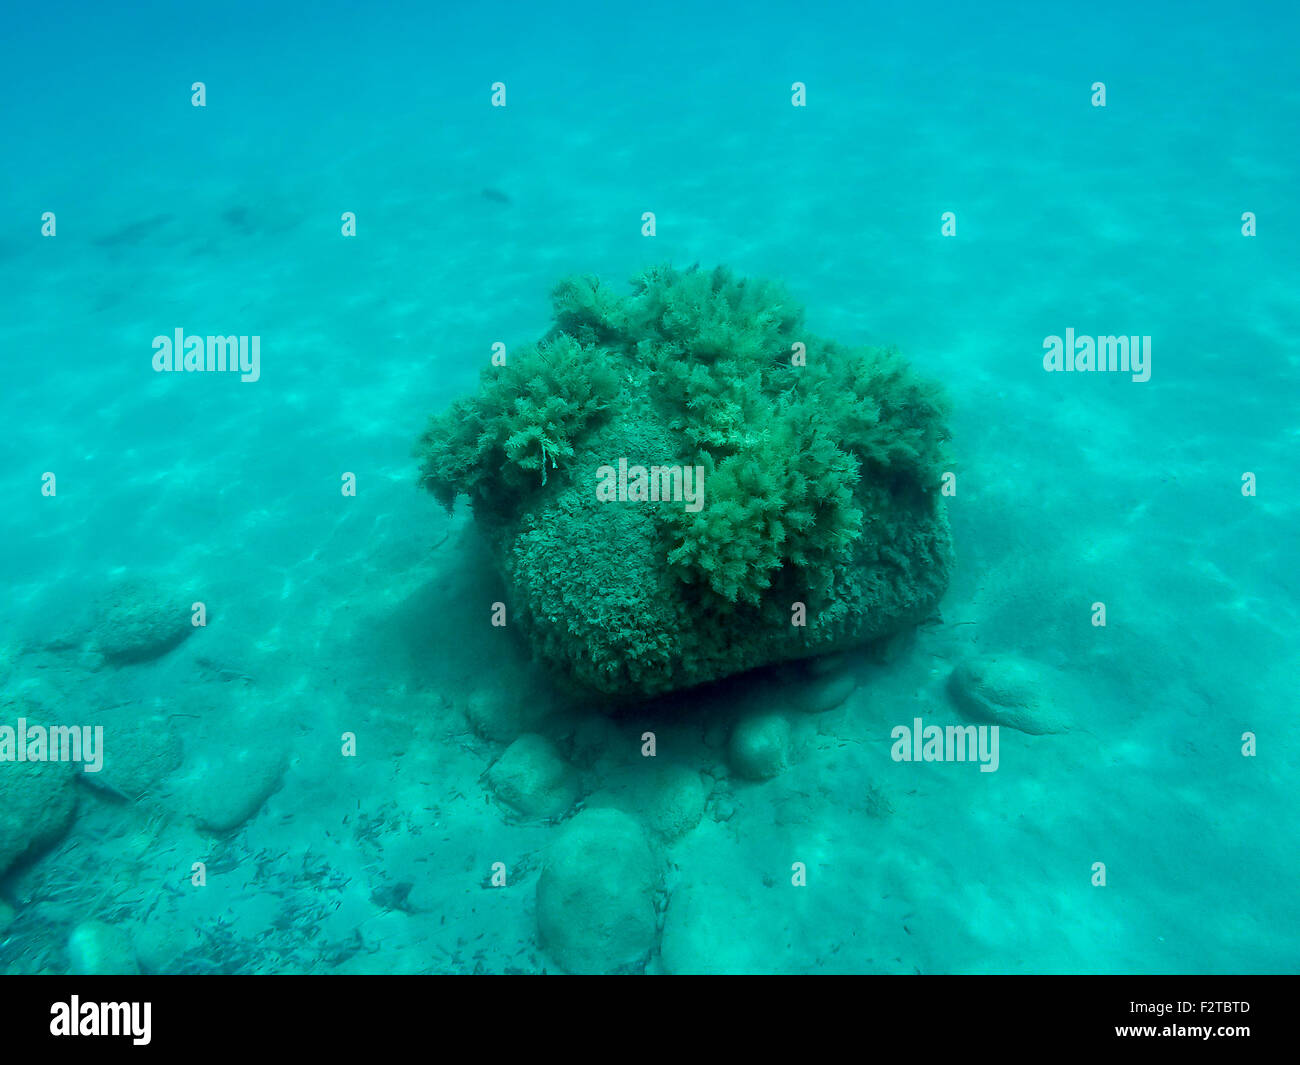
[{"xmin": 417, "ymin": 264, "xmax": 953, "ymax": 698}]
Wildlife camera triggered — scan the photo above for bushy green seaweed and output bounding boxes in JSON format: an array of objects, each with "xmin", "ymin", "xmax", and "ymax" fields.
[
  {"xmin": 417, "ymin": 333, "xmax": 619, "ymax": 516},
  {"xmin": 662, "ymin": 420, "xmax": 863, "ymax": 605}
]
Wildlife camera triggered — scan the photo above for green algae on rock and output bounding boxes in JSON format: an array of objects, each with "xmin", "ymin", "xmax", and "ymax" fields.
[{"xmin": 417, "ymin": 264, "xmax": 954, "ymax": 698}]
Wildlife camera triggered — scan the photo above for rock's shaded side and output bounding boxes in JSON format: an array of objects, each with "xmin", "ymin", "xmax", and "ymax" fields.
[
  {"xmin": 0, "ymin": 755, "xmax": 78, "ymax": 878},
  {"xmin": 417, "ymin": 264, "xmax": 953, "ymax": 698},
  {"xmin": 81, "ymin": 712, "xmax": 183, "ymax": 801}
]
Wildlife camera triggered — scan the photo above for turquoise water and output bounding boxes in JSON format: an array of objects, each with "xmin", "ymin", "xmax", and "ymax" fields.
[{"xmin": 1, "ymin": 0, "xmax": 1297, "ymax": 974}]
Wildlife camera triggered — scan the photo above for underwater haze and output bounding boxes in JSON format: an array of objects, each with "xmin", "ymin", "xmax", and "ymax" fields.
[{"xmin": 1, "ymin": 0, "xmax": 1298, "ymax": 975}]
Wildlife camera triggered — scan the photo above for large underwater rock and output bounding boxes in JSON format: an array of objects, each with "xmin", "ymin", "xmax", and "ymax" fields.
[{"xmin": 417, "ymin": 264, "xmax": 953, "ymax": 699}]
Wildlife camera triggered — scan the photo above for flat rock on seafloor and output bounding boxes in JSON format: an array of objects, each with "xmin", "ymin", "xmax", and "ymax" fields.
[{"xmin": 947, "ymin": 653, "xmax": 1073, "ymax": 735}]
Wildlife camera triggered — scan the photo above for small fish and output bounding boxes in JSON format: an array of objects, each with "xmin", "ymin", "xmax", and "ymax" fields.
[{"xmin": 481, "ymin": 187, "xmax": 512, "ymax": 205}]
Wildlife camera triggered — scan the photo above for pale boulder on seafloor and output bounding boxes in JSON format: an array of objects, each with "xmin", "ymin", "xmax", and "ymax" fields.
[
  {"xmin": 535, "ymin": 808, "xmax": 660, "ymax": 974},
  {"xmin": 485, "ymin": 733, "xmax": 577, "ymax": 821},
  {"xmin": 584, "ymin": 762, "xmax": 708, "ymax": 841},
  {"xmin": 175, "ymin": 744, "xmax": 287, "ymax": 833},
  {"xmin": 67, "ymin": 920, "xmax": 141, "ymax": 975},
  {"xmin": 799, "ymin": 670, "xmax": 858, "ymax": 714},
  {"xmin": 728, "ymin": 712, "xmax": 792, "ymax": 780},
  {"xmin": 946, "ymin": 653, "xmax": 1073, "ymax": 735}
]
